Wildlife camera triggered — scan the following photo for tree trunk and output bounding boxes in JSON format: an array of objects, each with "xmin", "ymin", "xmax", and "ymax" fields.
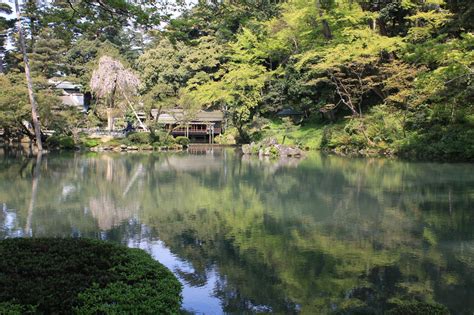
[
  {"xmin": 107, "ymin": 108, "xmax": 114, "ymax": 131},
  {"xmin": 118, "ymin": 85, "xmax": 148, "ymax": 132},
  {"xmin": 317, "ymin": 1, "xmax": 332, "ymax": 40},
  {"xmin": 377, "ymin": 18, "xmax": 388, "ymax": 36},
  {"xmin": 321, "ymin": 20, "xmax": 333, "ymax": 39},
  {"xmin": 14, "ymin": 0, "xmax": 43, "ymax": 151}
]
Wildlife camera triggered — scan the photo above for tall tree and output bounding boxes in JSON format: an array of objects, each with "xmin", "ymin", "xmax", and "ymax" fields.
[
  {"xmin": 29, "ymin": 28, "xmax": 66, "ymax": 78},
  {"xmin": 13, "ymin": 0, "xmax": 43, "ymax": 151},
  {"xmin": 0, "ymin": 3, "xmax": 13, "ymax": 73}
]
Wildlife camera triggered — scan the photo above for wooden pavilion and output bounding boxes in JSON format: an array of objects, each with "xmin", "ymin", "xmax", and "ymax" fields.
[{"xmin": 151, "ymin": 109, "xmax": 225, "ymax": 143}]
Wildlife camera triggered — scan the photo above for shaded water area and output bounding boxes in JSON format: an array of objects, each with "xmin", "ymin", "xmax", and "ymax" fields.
[{"xmin": 1, "ymin": 146, "xmax": 474, "ymax": 314}]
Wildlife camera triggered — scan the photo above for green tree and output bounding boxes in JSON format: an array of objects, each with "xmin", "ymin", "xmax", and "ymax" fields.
[
  {"xmin": 30, "ymin": 28, "xmax": 66, "ymax": 78},
  {"xmin": 13, "ymin": 0, "xmax": 44, "ymax": 150},
  {"xmin": 0, "ymin": 73, "xmax": 59, "ymax": 140},
  {"xmin": 0, "ymin": 3, "xmax": 13, "ymax": 73}
]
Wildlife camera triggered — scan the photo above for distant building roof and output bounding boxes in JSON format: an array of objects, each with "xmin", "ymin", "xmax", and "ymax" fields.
[
  {"xmin": 277, "ymin": 108, "xmax": 302, "ymax": 116},
  {"xmin": 49, "ymin": 79, "xmax": 86, "ymax": 111},
  {"xmin": 153, "ymin": 109, "xmax": 224, "ymax": 124},
  {"xmin": 61, "ymin": 95, "xmax": 84, "ymax": 107},
  {"xmin": 49, "ymin": 79, "xmax": 82, "ymax": 90}
]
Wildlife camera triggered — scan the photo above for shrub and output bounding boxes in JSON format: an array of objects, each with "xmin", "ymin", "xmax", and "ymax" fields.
[
  {"xmin": 46, "ymin": 136, "xmax": 75, "ymax": 150},
  {"xmin": 104, "ymin": 138, "xmax": 124, "ymax": 147},
  {"xmin": 81, "ymin": 138, "xmax": 100, "ymax": 148},
  {"xmin": 398, "ymin": 123, "xmax": 474, "ymax": 161},
  {"xmin": 175, "ymin": 136, "xmax": 190, "ymax": 147},
  {"xmin": 0, "ymin": 238, "xmax": 182, "ymax": 314},
  {"xmin": 59, "ymin": 136, "xmax": 75, "ymax": 150},
  {"xmin": 386, "ymin": 302, "xmax": 449, "ymax": 315},
  {"xmin": 127, "ymin": 132, "xmax": 152, "ymax": 145},
  {"xmin": 0, "ymin": 302, "xmax": 36, "ymax": 314},
  {"xmin": 269, "ymin": 146, "xmax": 279, "ymax": 157},
  {"xmin": 45, "ymin": 135, "xmax": 61, "ymax": 148},
  {"xmin": 215, "ymin": 129, "xmax": 237, "ymax": 145},
  {"xmin": 154, "ymin": 131, "xmax": 176, "ymax": 146},
  {"xmin": 166, "ymin": 136, "xmax": 177, "ymax": 146}
]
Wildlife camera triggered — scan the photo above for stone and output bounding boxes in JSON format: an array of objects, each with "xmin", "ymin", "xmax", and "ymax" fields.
[
  {"xmin": 262, "ymin": 137, "xmax": 278, "ymax": 146},
  {"xmin": 242, "ymin": 144, "xmax": 251, "ymax": 155},
  {"xmin": 287, "ymin": 147, "xmax": 302, "ymax": 157}
]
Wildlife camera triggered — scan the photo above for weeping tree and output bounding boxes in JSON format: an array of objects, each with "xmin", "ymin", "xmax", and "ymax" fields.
[{"xmin": 90, "ymin": 56, "xmax": 147, "ymax": 131}]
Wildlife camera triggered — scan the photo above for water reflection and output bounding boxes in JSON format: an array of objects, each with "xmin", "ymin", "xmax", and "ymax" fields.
[{"xmin": 0, "ymin": 149, "xmax": 473, "ymax": 314}]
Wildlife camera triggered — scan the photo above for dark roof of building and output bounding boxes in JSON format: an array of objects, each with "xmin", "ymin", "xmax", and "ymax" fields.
[
  {"xmin": 49, "ymin": 80, "xmax": 82, "ymax": 90},
  {"xmin": 153, "ymin": 109, "xmax": 224, "ymax": 123},
  {"xmin": 277, "ymin": 108, "xmax": 302, "ymax": 116}
]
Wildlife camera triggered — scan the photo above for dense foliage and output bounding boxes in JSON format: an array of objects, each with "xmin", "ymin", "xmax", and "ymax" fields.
[
  {"xmin": 0, "ymin": 238, "xmax": 182, "ymax": 314},
  {"xmin": 0, "ymin": 0, "xmax": 472, "ymax": 160}
]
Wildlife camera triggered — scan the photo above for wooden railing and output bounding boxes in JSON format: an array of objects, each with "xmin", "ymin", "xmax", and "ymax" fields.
[
  {"xmin": 170, "ymin": 128, "xmax": 222, "ymax": 136},
  {"xmin": 77, "ymin": 128, "xmax": 127, "ymax": 137}
]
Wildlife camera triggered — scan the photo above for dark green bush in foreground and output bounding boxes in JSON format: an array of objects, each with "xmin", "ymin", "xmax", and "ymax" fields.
[
  {"xmin": 386, "ymin": 302, "xmax": 450, "ymax": 315},
  {"xmin": 0, "ymin": 238, "xmax": 182, "ymax": 314}
]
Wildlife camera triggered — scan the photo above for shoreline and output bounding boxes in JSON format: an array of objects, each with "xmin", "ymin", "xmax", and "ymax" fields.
[{"xmin": 1, "ymin": 142, "xmax": 473, "ymax": 164}]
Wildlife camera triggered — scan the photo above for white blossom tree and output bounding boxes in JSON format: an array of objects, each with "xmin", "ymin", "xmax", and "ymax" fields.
[{"xmin": 90, "ymin": 56, "xmax": 147, "ymax": 131}]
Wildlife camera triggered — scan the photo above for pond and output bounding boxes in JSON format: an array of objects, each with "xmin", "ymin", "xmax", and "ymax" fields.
[{"xmin": 0, "ymin": 147, "xmax": 473, "ymax": 314}]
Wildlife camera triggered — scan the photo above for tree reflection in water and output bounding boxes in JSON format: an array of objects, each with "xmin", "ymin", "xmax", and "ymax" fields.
[{"xmin": 0, "ymin": 149, "xmax": 473, "ymax": 313}]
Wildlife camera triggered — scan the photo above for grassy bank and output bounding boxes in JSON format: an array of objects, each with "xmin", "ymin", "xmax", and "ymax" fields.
[
  {"xmin": 256, "ymin": 106, "xmax": 474, "ymax": 162},
  {"xmin": 257, "ymin": 120, "xmax": 328, "ymax": 151}
]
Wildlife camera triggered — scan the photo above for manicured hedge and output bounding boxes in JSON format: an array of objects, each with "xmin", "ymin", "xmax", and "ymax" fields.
[
  {"xmin": 0, "ymin": 238, "xmax": 182, "ymax": 314},
  {"xmin": 386, "ymin": 302, "xmax": 449, "ymax": 315},
  {"xmin": 126, "ymin": 132, "xmax": 152, "ymax": 145}
]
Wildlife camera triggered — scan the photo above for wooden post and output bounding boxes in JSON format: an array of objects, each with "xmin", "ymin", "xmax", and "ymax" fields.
[
  {"xmin": 211, "ymin": 125, "xmax": 214, "ymax": 144},
  {"xmin": 118, "ymin": 85, "xmax": 148, "ymax": 132}
]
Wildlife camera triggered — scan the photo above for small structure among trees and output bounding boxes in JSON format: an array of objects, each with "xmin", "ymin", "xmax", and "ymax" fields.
[
  {"xmin": 49, "ymin": 80, "xmax": 89, "ymax": 112},
  {"xmin": 154, "ymin": 109, "xmax": 225, "ymax": 144}
]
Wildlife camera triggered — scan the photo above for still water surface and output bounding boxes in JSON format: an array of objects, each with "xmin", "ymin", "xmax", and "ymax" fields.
[{"xmin": 0, "ymin": 147, "xmax": 473, "ymax": 314}]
